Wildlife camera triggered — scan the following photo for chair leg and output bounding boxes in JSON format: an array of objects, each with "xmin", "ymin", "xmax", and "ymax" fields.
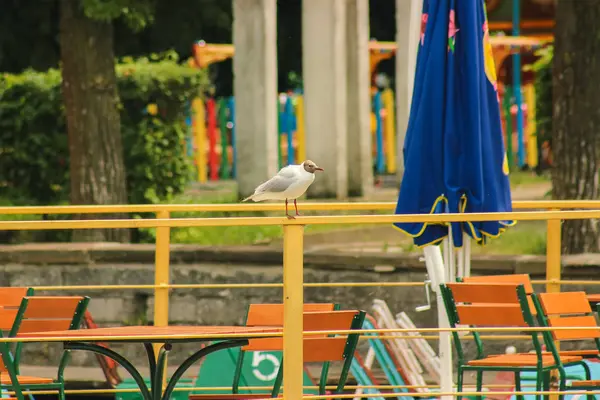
[
  {"xmin": 59, "ymin": 384, "xmax": 66, "ymax": 400},
  {"xmin": 558, "ymin": 370, "xmax": 567, "ymax": 400},
  {"xmin": 514, "ymin": 371, "xmax": 524, "ymax": 400},
  {"xmin": 535, "ymin": 369, "xmax": 543, "ymax": 400},
  {"xmin": 475, "ymin": 370, "xmax": 483, "ymax": 400},
  {"xmin": 580, "ymin": 362, "xmax": 594, "ymax": 400},
  {"xmin": 542, "ymin": 371, "xmax": 551, "ymax": 400},
  {"xmin": 456, "ymin": 367, "xmax": 464, "ymax": 400}
]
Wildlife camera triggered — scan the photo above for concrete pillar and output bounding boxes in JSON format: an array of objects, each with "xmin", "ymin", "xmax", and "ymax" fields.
[
  {"xmin": 302, "ymin": 0, "xmax": 348, "ymax": 199},
  {"xmin": 233, "ymin": 0, "xmax": 278, "ymax": 198},
  {"xmin": 395, "ymin": 0, "xmax": 422, "ymax": 183},
  {"xmin": 346, "ymin": 0, "xmax": 374, "ymax": 197}
]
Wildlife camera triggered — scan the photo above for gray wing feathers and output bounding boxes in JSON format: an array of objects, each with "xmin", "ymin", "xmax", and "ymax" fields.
[{"xmin": 255, "ymin": 175, "xmax": 294, "ymax": 194}]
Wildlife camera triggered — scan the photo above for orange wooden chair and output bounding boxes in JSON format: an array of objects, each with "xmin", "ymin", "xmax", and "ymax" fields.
[
  {"xmin": 190, "ymin": 303, "xmax": 366, "ymax": 400},
  {"xmin": 440, "ymin": 282, "xmax": 585, "ymax": 400},
  {"xmin": 1, "ymin": 295, "xmax": 90, "ymax": 400},
  {"xmin": 534, "ymin": 291, "xmax": 600, "ymax": 399},
  {"xmin": 463, "ymin": 274, "xmax": 600, "ymax": 360}
]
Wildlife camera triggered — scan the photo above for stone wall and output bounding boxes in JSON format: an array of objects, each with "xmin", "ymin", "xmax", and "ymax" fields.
[{"xmin": 1, "ymin": 243, "xmax": 599, "ymax": 369}]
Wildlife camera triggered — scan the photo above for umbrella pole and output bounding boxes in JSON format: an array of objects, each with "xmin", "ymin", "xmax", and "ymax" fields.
[
  {"xmin": 464, "ymin": 233, "xmax": 472, "ymax": 278},
  {"xmin": 439, "ymin": 238, "xmax": 454, "ymax": 400}
]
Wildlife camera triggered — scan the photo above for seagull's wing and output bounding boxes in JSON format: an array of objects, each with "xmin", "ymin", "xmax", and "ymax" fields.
[
  {"xmin": 255, "ymin": 174, "xmax": 295, "ymax": 194},
  {"xmin": 276, "ymin": 165, "xmax": 299, "ymax": 179}
]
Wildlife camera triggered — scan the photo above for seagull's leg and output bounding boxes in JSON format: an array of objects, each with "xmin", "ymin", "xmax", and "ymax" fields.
[
  {"xmin": 285, "ymin": 199, "xmax": 294, "ymax": 219},
  {"xmin": 294, "ymin": 199, "xmax": 301, "ymax": 216}
]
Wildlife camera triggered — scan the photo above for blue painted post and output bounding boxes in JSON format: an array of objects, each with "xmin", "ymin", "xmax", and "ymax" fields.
[
  {"xmin": 285, "ymin": 96, "xmax": 295, "ymax": 165},
  {"xmin": 228, "ymin": 96, "xmax": 236, "ymax": 179},
  {"xmin": 184, "ymin": 101, "xmax": 194, "ymax": 158},
  {"xmin": 373, "ymin": 91, "xmax": 385, "ymax": 174},
  {"xmin": 513, "ymin": 0, "xmax": 525, "ymax": 168}
]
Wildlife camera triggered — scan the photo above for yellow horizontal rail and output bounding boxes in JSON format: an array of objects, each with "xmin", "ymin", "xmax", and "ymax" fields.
[
  {"xmin": 29, "ymin": 280, "xmax": 600, "ymax": 292},
  {"xmin": 32, "ymin": 282, "xmax": 427, "ymax": 291},
  {"xmin": 303, "ymin": 391, "xmax": 600, "ymax": 399},
  {"xmin": 1, "ymin": 200, "xmax": 600, "ymax": 215},
  {"xmin": 5, "ymin": 383, "xmax": 557, "ymax": 396},
  {"xmin": 3, "ymin": 209, "xmax": 600, "ymax": 230}
]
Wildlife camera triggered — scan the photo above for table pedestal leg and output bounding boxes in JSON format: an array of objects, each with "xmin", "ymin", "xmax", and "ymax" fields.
[
  {"xmin": 161, "ymin": 340, "xmax": 248, "ymax": 400},
  {"xmin": 65, "ymin": 342, "xmax": 152, "ymax": 400}
]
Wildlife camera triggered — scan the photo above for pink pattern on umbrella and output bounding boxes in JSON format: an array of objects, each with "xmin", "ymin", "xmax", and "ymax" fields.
[
  {"xmin": 448, "ymin": 9, "xmax": 459, "ymax": 52},
  {"xmin": 420, "ymin": 14, "xmax": 428, "ymax": 45}
]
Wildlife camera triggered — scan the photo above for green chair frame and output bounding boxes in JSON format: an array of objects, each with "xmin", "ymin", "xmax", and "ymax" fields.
[
  {"xmin": 0, "ymin": 296, "xmax": 90, "ymax": 400},
  {"xmin": 531, "ymin": 291, "xmax": 599, "ymax": 400},
  {"xmin": 440, "ymin": 283, "xmax": 589, "ymax": 400}
]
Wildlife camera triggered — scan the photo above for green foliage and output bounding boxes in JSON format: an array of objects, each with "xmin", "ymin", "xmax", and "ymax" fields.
[
  {"xmin": 81, "ymin": 0, "xmax": 157, "ymax": 31},
  {"xmin": 531, "ymin": 45, "xmax": 553, "ymax": 145},
  {"xmin": 0, "ymin": 69, "xmax": 67, "ymax": 204},
  {"xmin": 0, "ymin": 52, "xmax": 208, "ymax": 212}
]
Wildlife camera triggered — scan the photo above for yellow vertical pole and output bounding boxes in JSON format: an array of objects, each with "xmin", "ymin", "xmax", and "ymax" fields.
[
  {"xmin": 295, "ymin": 96, "xmax": 306, "ymax": 162},
  {"xmin": 546, "ymin": 214, "xmax": 561, "ymax": 400},
  {"xmin": 192, "ymin": 98, "xmax": 207, "ymax": 183},
  {"xmin": 382, "ymin": 89, "xmax": 396, "ymax": 174},
  {"xmin": 524, "ymin": 84, "xmax": 538, "ymax": 168},
  {"xmin": 283, "ymin": 224, "xmax": 304, "ymax": 400},
  {"xmin": 154, "ymin": 210, "xmax": 171, "ymax": 389}
]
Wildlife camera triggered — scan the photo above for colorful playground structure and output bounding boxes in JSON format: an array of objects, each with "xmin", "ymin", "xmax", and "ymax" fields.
[{"xmin": 186, "ymin": 35, "xmax": 552, "ymax": 183}]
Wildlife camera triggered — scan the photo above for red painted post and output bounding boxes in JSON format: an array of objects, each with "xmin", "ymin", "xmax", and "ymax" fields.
[{"xmin": 206, "ymin": 98, "xmax": 219, "ymax": 181}]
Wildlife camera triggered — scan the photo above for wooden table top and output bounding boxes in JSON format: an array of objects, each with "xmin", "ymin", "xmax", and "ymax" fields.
[{"xmin": 17, "ymin": 325, "xmax": 282, "ymax": 343}]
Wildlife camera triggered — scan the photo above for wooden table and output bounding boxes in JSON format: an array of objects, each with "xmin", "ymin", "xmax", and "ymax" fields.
[{"xmin": 19, "ymin": 325, "xmax": 282, "ymax": 400}]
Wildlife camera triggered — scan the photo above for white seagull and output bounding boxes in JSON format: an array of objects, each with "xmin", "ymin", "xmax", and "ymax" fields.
[{"xmin": 242, "ymin": 160, "xmax": 324, "ymax": 218}]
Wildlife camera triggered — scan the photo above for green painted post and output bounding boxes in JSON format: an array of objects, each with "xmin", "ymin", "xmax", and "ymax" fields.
[{"xmin": 217, "ymin": 98, "xmax": 230, "ymax": 179}]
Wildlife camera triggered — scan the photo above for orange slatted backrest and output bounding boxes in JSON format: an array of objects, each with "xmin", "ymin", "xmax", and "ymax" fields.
[
  {"xmin": 244, "ymin": 310, "xmax": 359, "ymax": 362},
  {"xmin": 538, "ymin": 292, "xmax": 600, "ymax": 341},
  {"xmin": 462, "ymin": 274, "xmax": 537, "ymax": 315},
  {"xmin": 0, "ymin": 288, "xmax": 31, "ymax": 331},
  {"xmin": 245, "ymin": 303, "xmax": 336, "ymax": 327},
  {"xmin": 446, "ymin": 283, "xmax": 528, "ymax": 327},
  {"xmin": 462, "ymin": 274, "xmax": 534, "ymax": 294},
  {"xmin": 16, "ymin": 297, "xmax": 85, "ymax": 334}
]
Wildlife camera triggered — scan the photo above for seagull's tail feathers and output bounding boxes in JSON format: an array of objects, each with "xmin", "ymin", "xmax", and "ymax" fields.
[{"xmin": 241, "ymin": 194, "xmax": 254, "ymax": 202}]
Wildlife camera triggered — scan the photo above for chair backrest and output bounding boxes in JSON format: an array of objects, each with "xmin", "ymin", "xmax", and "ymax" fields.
[
  {"xmin": 245, "ymin": 303, "xmax": 337, "ymax": 327},
  {"xmin": 0, "ymin": 295, "xmax": 89, "ymax": 376},
  {"xmin": 237, "ymin": 303, "xmax": 365, "ymax": 397},
  {"xmin": 461, "ymin": 274, "xmax": 534, "ymax": 293},
  {"xmin": 244, "ymin": 310, "xmax": 361, "ymax": 361},
  {"xmin": 441, "ymin": 282, "xmax": 541, "ymax": 362},
  {"xmin": 461, "ymin": 274, "xmax": 537, "ymax": 314},
  {"xmin": 10, "ymin": 296, "xmax": 90, "ymax": 336},
  {"xmin": 0, "ymin": 288, "xmax": 33, "ymax": 331},
  {"xmin": 535, "ymin": 291, "xmax": 600, "ymax": 342}
]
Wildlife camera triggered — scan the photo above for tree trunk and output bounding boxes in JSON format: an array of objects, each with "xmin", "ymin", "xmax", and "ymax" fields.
[
  {"xmin": 552, "ymin": 0, "xmax": 600, "ymax": 254},
  {"xmin": 59, "ymin": 0, "xmax": 130, "ymax": 242}
]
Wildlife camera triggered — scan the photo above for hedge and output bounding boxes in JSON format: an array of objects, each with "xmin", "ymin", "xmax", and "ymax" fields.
[
  {"xmin": 532, "ymin": 45, "xmax": 553, "ymax": 149},
  {"xmin": 0, "ymin": 52, "xmax": 208, "ymax": 210}
]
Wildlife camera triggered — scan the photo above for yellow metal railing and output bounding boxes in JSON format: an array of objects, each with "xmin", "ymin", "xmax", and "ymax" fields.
[{"xmin": 2, "ymin": 201, "xmax": 600, "ymax": 399}]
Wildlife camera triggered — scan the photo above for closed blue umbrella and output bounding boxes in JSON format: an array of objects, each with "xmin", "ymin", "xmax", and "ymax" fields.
[{"xmin": 394, "ymin": 0, "xmax": 515, "ymax": 249}]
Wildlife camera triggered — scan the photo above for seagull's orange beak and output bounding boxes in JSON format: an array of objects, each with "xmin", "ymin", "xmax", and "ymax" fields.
[{"xmin": 315, "ymin": 167, "xmax": 324, "ymax": 172}]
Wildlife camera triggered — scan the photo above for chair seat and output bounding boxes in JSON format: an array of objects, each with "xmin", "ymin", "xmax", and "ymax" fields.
[
  {"xmin": 468, "ymin": 354, "xmax": 582, "ymax": 367},
  {"xmin": 569, "ymin": 380, "xmax": 600, "ymax": 388},
  {"xmin": 0, "ymin": 375, "xmax": 54, "ymax": 385},
  {"xmin": 557, "ymin": 349, "xmax": 599, "ymax": 358}
]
